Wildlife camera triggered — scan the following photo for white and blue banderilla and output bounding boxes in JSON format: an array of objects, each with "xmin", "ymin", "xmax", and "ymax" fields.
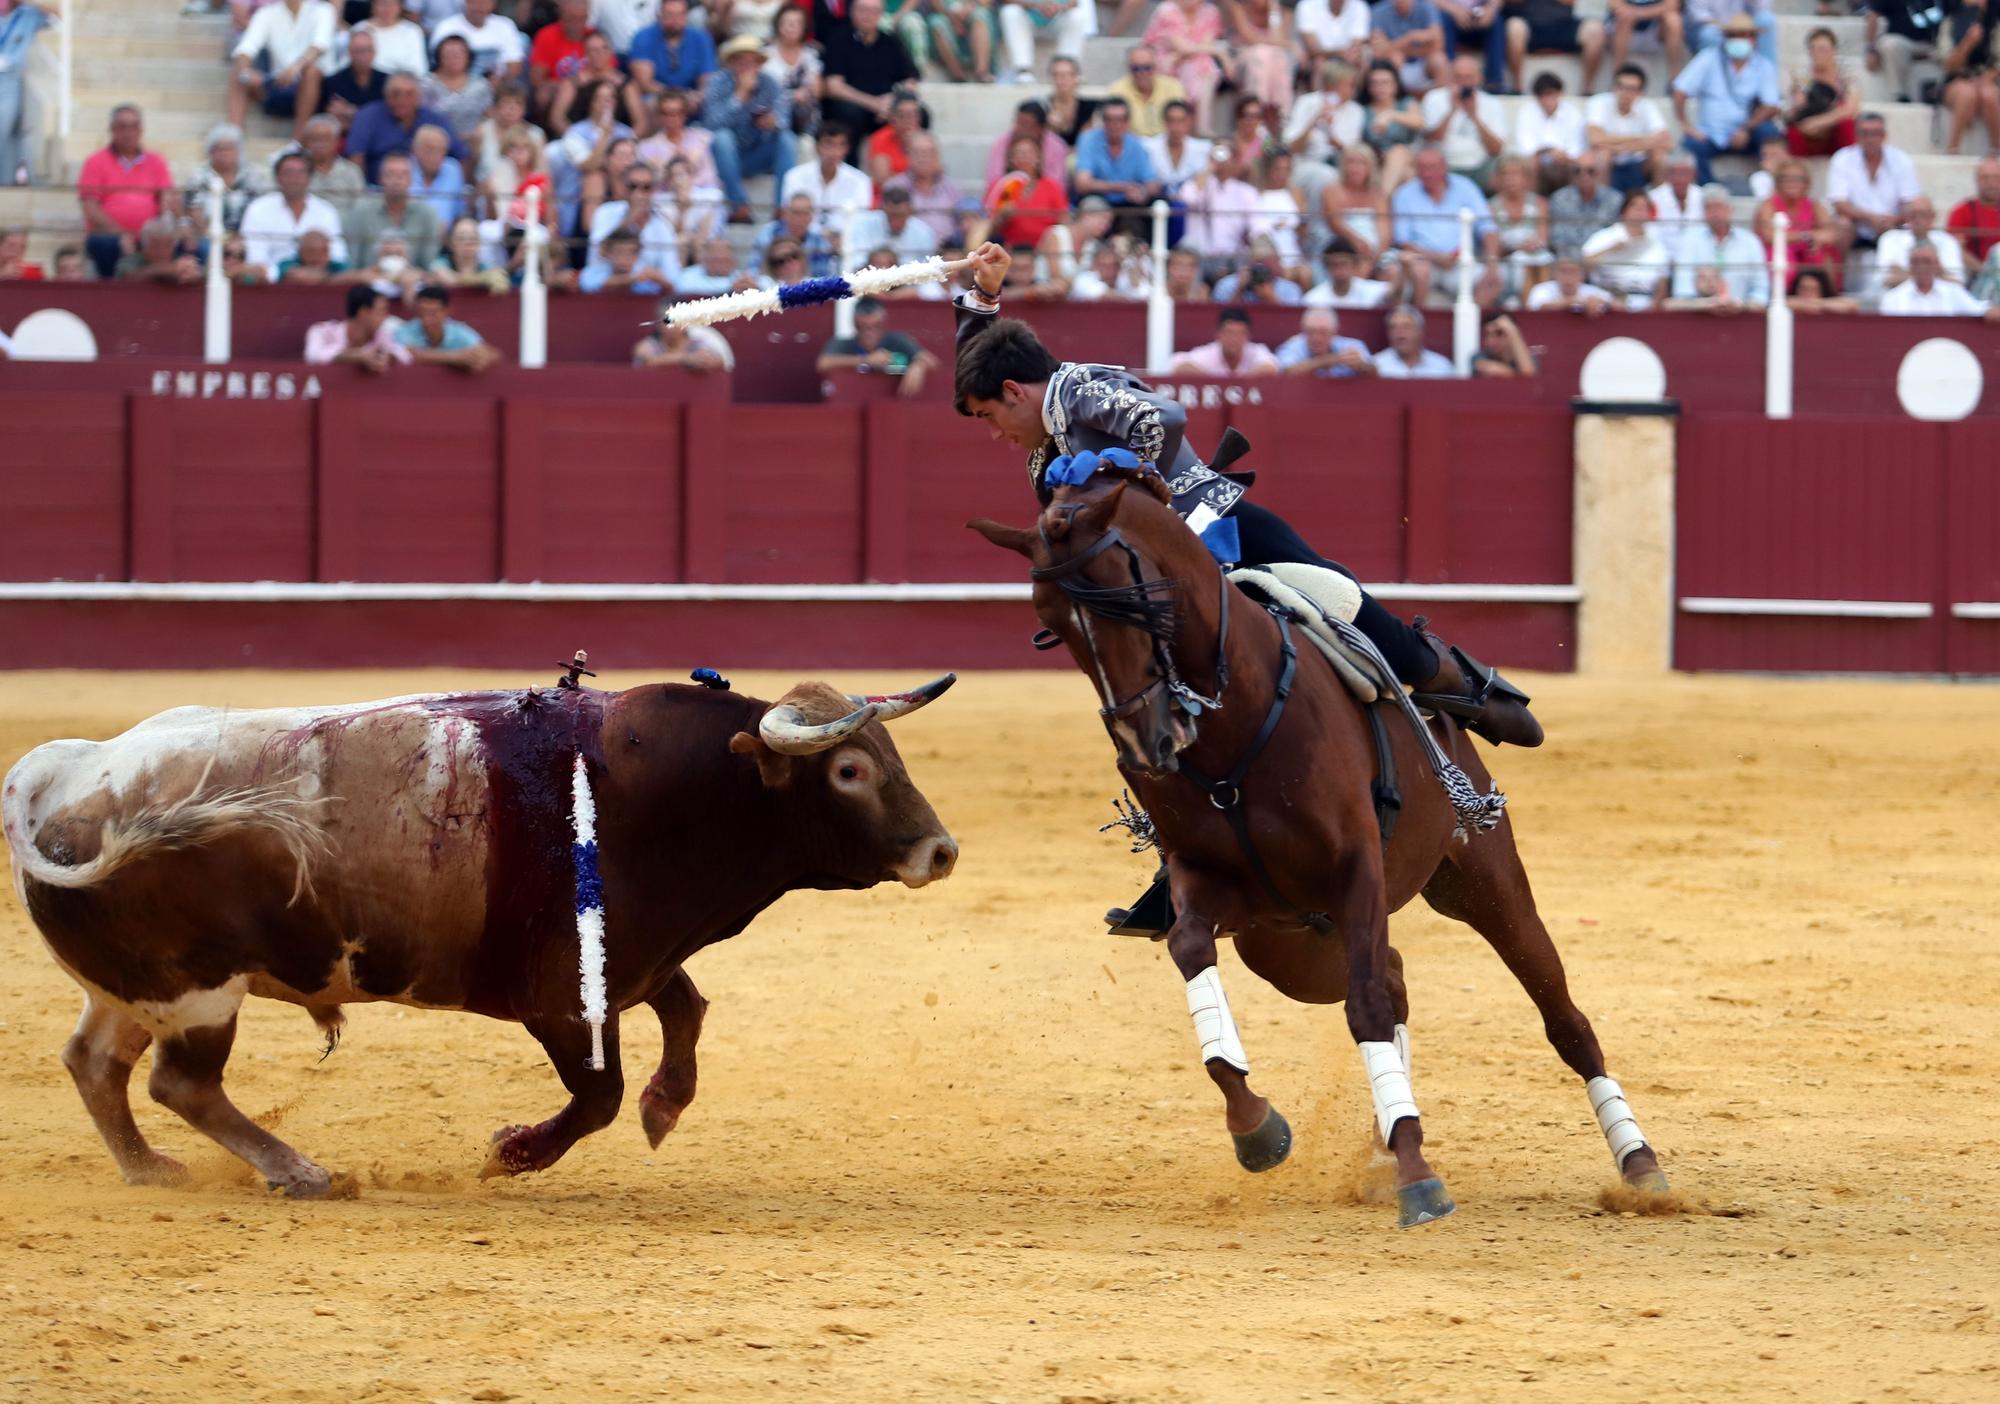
[{"xmin": 662, "ymin": 255, "xmax": 974, "ymax": 330}]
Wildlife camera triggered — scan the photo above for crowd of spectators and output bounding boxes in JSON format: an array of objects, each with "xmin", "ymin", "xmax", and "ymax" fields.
[{"xmin": 3, "ymin": 0, "xmax": 2000, "ymax": 351}]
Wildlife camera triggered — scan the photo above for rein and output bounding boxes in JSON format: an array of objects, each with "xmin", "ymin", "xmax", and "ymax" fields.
[{"xmin": 1031, "ymin": 509, "xmax": 1334, "ymax": 934}]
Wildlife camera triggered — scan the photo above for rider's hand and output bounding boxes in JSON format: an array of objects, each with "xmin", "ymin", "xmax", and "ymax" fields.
[{"xmin": 968, "ymin": 240, "xmax": 1010, "ymax": 297}]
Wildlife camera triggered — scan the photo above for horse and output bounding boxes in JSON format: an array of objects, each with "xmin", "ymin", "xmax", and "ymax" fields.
[{"xmin": 970, "ymin": 466, "xmax": 1669, "ymax": 1229}]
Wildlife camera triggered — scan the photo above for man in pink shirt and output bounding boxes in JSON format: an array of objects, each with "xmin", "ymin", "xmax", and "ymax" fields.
[
  {"xmin": 78, "ymin": 105, "xmax": 179, "ymax": 279},
  {"xmin": 1168, "ymin": 306, "xmax": 1280, "ymax": 376},
  {"xmin": 304, "ymin": 285, "xmax": 414, "ymax": 373}
]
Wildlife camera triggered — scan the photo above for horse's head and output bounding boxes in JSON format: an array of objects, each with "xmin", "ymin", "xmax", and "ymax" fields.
[{"xmin": 971, "ymin": 468, "xmax": 1225, "ymax": 778}]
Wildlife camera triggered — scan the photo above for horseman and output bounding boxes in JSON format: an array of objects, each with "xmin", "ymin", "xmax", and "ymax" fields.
[{"xmin": 950, "ymin": 241, "xmax": 1542, "ymax": 933}]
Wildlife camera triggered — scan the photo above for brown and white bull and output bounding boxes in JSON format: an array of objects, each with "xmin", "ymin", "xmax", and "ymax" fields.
[{"xmin": 2, "ymin": 673, "xmax": 958, "ymax": 1196}]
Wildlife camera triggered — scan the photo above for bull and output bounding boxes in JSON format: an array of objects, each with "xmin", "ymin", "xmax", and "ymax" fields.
[{"xmin": 1, "ymin": 673, "xmax": 958, "ymax": 1196}]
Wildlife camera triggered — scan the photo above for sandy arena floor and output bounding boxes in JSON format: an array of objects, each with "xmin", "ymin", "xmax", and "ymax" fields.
[{"xmin": 0, "ymin": 666, "xmax": 1995, "ymax": 1404}]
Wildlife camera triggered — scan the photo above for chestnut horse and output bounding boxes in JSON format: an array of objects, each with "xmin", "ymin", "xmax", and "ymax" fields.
[{"xmin": 972, "ymin": 469, "xmax": 1668, "ymax": 1228}]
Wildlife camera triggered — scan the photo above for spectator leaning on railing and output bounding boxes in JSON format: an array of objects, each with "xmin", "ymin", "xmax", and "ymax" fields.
[
  {"xmin": 1372, "ymin": 302, "xmax": 1455, "ymax": 377},
  {"xmin": 634, "ymin": 307, "xmax": 736, "ymax": 371},
  {"xmin": 1276, "ymin": 305, "xmax": 1375, "ymax": 376},
  {"xmin": 78, "ymin": 106, "xmax": 180, "ymax": 282},
  {"xmin": 394, "ymin": 284, "xmax": 501, "ymax": 371},
  {"xmin": 305, "ymin": 284, "xmax": 413, "ymax": 372},
  {"xmin": 816, "ymin": 295, "xmax": 938, "ymax": 397},
  {"xmin": 1171, "ymin": 306, "xmax": 1280, "ymax": 375}
]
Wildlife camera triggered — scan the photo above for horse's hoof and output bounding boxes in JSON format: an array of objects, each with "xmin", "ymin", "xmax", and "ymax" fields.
[
  {"xmin": 1396, "ymin": 1176, "xmax": 1457, "ymax": 1229},
  {"xmin": 1232, "ymin": 1107, "xmax": 1292, "ymax": 1173},
  {"xmin": 1626, "ymin": 1169, "xmax": 1671, "ymax": 1195}
]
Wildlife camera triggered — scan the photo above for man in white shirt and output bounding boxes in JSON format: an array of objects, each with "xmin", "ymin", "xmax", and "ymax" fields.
[
  {"xmin": 1826, "ymin": 111, "xmax": 1921, "ymax": 247},
  {"xmin": 1876, "ymin": 195, "xmax": 1965, "ymax": 287},
  {"xmin": 1373, "ymin": 304, "xmax": 1458, "ymax": 377},
  {"xmin": 1670, "ymin": 183, "xmax": 1769, "ymax": 304},
  {"xmin": 229, "ymin": 0, "xmax": 331, "ymax": 139},
  {"xmin": 1648, "ymin": 150, "xmax": 1700, "ymax": 263},
  {"xmin": 591, "ymin": 0, "xmax": 662, "ymax": 56},
  {"xmin": 429, "ymin": 0, "xmax": 526, "ymax": 80},
  {"xmin": 1303, "ymin": 235, "xmax": 1393, "ymax": 306},
  {"xmin": 779, "ymin": 124, "xmax": 875, "ymax": 239},
  {"xmin": 1586, "ymin": 63, "xmax": 1671, "ymax": 193},
  {"xmin": 848, "ymin": 187, "xmax": 941, "ymax": 262},
  {"xmin": 1878, "ymin": 243, "xmax": 1991, "ymax": 315},
  {"xmin": 1420, "ymin": 54, "xmax": 1506, "ymax": 188},
  {"xmin": 1145, "ymin": 100, "xmax": 1214, "ymax": 194},
  {"xmin": 584, "ymin": 164, "xmax": 680, "ymax": 275},
  {"xmin": 1297, "ymin": 0, "xmax": 1372, "ymax": 66},
  {"xmin": 1525, "ymin": 254, "xmax": 1613, "ymax": 311},
  {"xmin": 239, "ymin": 150, "xmax": 347, "ymax": 278},
  {"xmin": 1512, "ymin": 72, "xmax": 1586, "ymax": 189}
]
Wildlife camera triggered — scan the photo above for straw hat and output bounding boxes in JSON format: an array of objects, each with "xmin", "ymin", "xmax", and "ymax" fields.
[{"xmin": 719, "ymin": 34, "xmax": 767, "ymax": 62}]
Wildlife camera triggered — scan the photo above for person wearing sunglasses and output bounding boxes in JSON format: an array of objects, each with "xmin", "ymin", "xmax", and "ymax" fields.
[{"xmin": 1107, "ymin": 45, "xmax": 1187, "ymax": 136}]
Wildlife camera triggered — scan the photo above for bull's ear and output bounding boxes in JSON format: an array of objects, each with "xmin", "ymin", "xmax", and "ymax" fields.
[
  {"xmin": 967, "ymin": 518, "xmax": 1034, "ymax": 556},
  {"xmin": 729, "ymin": 730, "xmax": 796, "ymax": 788}
]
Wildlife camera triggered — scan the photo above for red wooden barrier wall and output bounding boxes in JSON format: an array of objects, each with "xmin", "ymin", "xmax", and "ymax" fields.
[
  {"xmin": 1676, "ymin": 415, "xmax": 2000, "ymax": 674},
  {"xmin": 0, "ymin": 366, "xmax": 1576, "ymax": 671}
]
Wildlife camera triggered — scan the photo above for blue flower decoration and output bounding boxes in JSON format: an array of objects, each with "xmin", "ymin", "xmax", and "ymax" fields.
[
  {"xmin": 1199, "ymin": 516, "xmax": 1241, "ymax": 566},
  {"xmin": 1044, "ymin": 445, "xmax": 1146, "ymax": 487}
]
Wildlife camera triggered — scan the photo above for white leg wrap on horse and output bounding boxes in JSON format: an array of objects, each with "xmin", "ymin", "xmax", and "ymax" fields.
[
  {"xmin": 1394, "ymin": 1023, "xmax": 1411, "ymax": 1081},
  {"xmin": 1184, "ymin": 966, "xmax": 1249, "ymax": 1074},
  {"xmin": 1359, "ymin": 1040, "xmax": 1420, "ymax": 1144},
  {"xmin": 1587, "ymin": 1075, "xmax": 1648, "ymax": 1168}
]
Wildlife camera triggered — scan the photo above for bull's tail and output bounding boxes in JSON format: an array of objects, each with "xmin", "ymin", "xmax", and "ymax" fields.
[{"xmin": 5, "ymin": 756, "xmax": 332, "ymax": 903}]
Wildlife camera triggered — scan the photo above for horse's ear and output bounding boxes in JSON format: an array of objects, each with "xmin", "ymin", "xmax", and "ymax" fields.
[
  {"xmin": 1136, "ymin": 471, "xmax": 1172, "ymax": 506},
  {"xmin": 1075, "ymin": 481, "xmax": 1128, "ymax": 534},
  {"xmin": 967, "ymin": 518, "xmax": 1034, "ymax": 556}
]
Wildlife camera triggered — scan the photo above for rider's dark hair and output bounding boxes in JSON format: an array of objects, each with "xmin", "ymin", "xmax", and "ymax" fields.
[{"xmin": 954, "ymin": 317, "xmax": 1060, "ymax": 413}]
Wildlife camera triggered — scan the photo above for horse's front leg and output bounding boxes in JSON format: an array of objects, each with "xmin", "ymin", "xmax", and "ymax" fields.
[
  {"xmin": 1163, "ymin": 869, "xmax": 1293, "ymax": 1173},
  {"xmin": 1339, "ymin": 851, "xmax": 1455, "ymax": 1229}
]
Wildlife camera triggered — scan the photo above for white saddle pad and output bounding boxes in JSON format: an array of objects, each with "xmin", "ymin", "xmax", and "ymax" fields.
[{"xmin": 1226, "ymin": 564, "xmax": 1380, "ymax": 704}]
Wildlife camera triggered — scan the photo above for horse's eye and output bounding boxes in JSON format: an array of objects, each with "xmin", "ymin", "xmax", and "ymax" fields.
[{"xmin": 839, "ymin": 764, "xmax": 859, "ymax": 781}]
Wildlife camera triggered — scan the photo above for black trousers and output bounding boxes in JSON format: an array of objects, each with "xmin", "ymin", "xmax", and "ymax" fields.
[{"xmin": 1229, "ymin": 502, "xmax": 1438, "ymax": 686}]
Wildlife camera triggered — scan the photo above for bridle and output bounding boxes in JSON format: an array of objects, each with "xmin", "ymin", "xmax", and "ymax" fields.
[
  {"xmin": 1027, "ymin": 498, "xmax": 1337, "ymax": 935},
  {"xmin": 1028, "ymin": 510, "xmax": 1232, "ymax": 729}
]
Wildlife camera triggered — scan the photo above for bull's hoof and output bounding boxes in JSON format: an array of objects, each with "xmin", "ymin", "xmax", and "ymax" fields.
[
  {"xmin": 639, "ymin": 1094, "xmax": 685, "ymax": 1150},
  {"xmin": 479, "ymin": 1124, "xmax": 539, "ymax": 1180},
  {"xmin": 266, "ymin": 1163, "xmax": 334, "ymax": 1199},
  {"xmin": 122, "ymin": 1152, "xmax": 189, "ymax": 1189},
  {"xmin": 1232, "ymin": 1107, "xmax": 1293, "ymax": 1173},
  {"xmin": 1396, "ymin": 1176, "xmax": 1457, "ymax": 1229}
]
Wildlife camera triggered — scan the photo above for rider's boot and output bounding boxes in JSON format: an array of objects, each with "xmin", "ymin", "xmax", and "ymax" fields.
[
  {"xmin": 1408, "ymin": 625, "xmax": 1545, "ymax": 748},
  {"xmin": 1106, "ymin": 864, "xmax": 1175, "ymax": 938}
]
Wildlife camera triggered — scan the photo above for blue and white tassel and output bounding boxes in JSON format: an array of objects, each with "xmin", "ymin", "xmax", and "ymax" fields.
[
  {"xmin": 571, "ymin": 752, "xmax": 609, "ymax": 1071},
  {"xmin": 663, "ymin": 255, "xmax": 974, "ymax": 330}
]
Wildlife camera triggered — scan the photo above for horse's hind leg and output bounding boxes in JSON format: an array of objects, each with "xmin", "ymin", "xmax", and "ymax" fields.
[
  {"xmin": 62, "ymin": 992, "xmax": 186, "ymax": 1187},
  {"xmin": 1422, "ymin": 819, "xmax": 1668, "ymax": 1192},
  {"xmin": 1163, "ymin": 872, "xmax": 1292, "ymax": 1174}
]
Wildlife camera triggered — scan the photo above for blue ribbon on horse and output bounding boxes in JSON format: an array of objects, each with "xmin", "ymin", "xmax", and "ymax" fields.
[{"xmin": 1044, "ymin": 446, "xmax": 1145, "ymax": 488}]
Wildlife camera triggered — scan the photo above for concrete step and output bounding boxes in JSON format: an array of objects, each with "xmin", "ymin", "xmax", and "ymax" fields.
[
  {"xmin": 72, "ymin": 11, "xmax": 234, "ymax": 41},
  {"xmin": 82, "ymin": 58, "xmax": 235, "ymax": 92}
]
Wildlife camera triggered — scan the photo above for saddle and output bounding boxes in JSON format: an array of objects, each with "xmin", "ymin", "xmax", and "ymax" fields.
[{"xmin": 1224, "ymin": 563, "xmax": 1377, "ymax": 702}]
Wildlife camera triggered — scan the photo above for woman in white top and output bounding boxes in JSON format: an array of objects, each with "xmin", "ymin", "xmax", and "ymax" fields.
[
  {"xmin": 1248, "ymin": 148, "xmax": 1306, "ymax": 276},
  {"xmin": 351, "ymin": 0, "xmax": 428, "ymax": 77},
  {"xmin": 1580, "ymin": 185, "xmax": 1670, "ymax": 307},
  {"xmin": 763, "ymin": 4, "xmax": 822, "ymax": 138},
  {"xmin": 709, "ymin": 0, "xmax": 784, "ymax": 39},
  {"xmin": 1320, "ymin": 142, "xmax": 1391, "ymax": 275}
]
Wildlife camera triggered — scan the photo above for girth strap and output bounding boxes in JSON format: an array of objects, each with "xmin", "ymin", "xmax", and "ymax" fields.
[
  {"xmin": 1177, "ymin": 613, "xmax": 1335, "ymax": 935},
  {"xmin": 1364, "ymin": 701, "xmax": 1403, "ymax": 852}
]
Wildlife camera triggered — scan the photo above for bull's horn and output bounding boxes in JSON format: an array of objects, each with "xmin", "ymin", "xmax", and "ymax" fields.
[
  {"xmin": 844, "ymin": 673, "xmax": 957, "ymax": 721},
  {"xmin": 758, "ymin": 700, "xmax": 880, "ymax": 755}
]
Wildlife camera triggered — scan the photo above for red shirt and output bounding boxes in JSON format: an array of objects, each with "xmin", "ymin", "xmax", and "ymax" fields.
[
  {"xmin": 530, "ymin": 23, "xmax": 592, "ymax": 82},
  {"xmin": 1947, "ymin": 197, "xmax": 2000, "ymax": 264},
  {"xmin": 78, "ymin": 147, "xmax": 174, "ymax": 234},
  {"xmin": 983, "ymin": 173, "xmax": 1068, "ymax": 248},
  {"xmin": 865, "ymin": 126, "xmax": 911, "ymax": 179}
]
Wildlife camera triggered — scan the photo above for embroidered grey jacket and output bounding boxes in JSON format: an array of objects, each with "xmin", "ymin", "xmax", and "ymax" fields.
[{"xmin": 953, "ymin": 290, "xmax": 1250, "ymax": 522}]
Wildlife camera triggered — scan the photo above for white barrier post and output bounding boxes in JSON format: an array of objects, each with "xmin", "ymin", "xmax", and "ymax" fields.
[
  {"xmin": 835, "ymin": 199, "xmax": 861, "ymax": 339},
  {"xmin": 202, "ymin": 174, "xmax": 231, "ymax": 364},
  {"xmin": 1452, "ymin": 206, "xmax": 1476, "ymax": 375},
  {"xmin": 1146, "ymin": 197, "xmax": 1173, "ymax": 373},
  {"xmin": 1765, "ymin": 209, "xmax": 1792, "ymax": 420},
  {"xmin": 519, "ymin": 184, "xmax": 547, "ymax": 368}
]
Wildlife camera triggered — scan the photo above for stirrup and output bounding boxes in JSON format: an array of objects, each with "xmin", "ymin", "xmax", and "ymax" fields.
[
  {"xmin": 1409, "ymin": 643, "xmax": 1542, "ymax": 747},
  {"xmin": 1106, "ymin": 873, "xmax": 1175, "ymax": 938}
]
